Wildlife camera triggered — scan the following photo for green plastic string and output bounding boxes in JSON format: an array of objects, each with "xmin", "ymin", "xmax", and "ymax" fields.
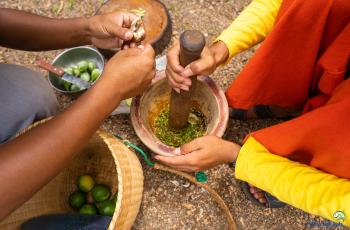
[
  {"xmin": 114, "ymin": 134, "xmax": 208, "ymax": 182},
  {"xmin": 114, "ymin": 134, "xmax": 154, "ymax": 167}
]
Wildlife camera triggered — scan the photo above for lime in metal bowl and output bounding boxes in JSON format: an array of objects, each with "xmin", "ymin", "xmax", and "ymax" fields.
[{"xmin": 48, "ymin": 46, "xmax": 105, "ymax": 94}]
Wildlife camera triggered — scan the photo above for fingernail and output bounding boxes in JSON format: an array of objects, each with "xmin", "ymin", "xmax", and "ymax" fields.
[
  {"xmin": 138, "ymin": 45, "xmax": 145, "ymax": 50},
  {"xmin": 181, "ymin": 85, "xmax": 189, "ymax": 91},
  {"xmin": 154, "ymin": 155, "xmax": 160, "ymax": 160},
  {"xmin": 174, "ymin": 88, "xmax": 180, "ymax": 93},
  {"xmin": 125, "ymin": 31, "xmax": 133, "ymax": 39},
  {"xmin": 177, "ymin": 65, "xmax": 185, "ymax": 72},
  {"xmin": 184, "ymin": 80, "xmax": 192, "ymax": 86},
  {"xmin": 181, "ymin": 68, "xmax": 194, "ymax": 77},
  {"xmin": 174, "ymin": 148, "xmax": 181, "ymax": 155}
]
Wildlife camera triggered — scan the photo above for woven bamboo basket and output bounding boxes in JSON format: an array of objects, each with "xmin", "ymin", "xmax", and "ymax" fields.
[{"xmin": 0, "ymin": 119, "xmax": 144, "ymax": 230}]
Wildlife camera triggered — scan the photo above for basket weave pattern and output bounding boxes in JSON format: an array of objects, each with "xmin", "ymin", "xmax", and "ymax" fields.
[{"xmin": 0, "ymin": 119, "xmax": 144, "ymax": 230}]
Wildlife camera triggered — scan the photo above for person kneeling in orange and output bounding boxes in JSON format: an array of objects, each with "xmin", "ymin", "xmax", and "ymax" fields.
[{"xmin": 156, "ymin": 0, "xmax": 350, "ymax": 226}]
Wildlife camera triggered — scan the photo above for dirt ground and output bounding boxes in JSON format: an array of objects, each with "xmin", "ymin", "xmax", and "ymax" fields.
[{"xmin": 0, "ymin": 0, "xmax": 348, "ymax": 229}]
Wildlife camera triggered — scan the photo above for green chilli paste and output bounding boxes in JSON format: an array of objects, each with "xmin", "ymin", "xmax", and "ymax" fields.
[{"xmin": 153, "ymin": 107, "xmax": 207, "ymax": 147}]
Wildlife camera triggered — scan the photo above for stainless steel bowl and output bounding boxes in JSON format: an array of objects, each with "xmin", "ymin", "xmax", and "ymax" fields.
[{"xmin": 48, "ymin": 46, "xmax": 105, "ymax": 94}]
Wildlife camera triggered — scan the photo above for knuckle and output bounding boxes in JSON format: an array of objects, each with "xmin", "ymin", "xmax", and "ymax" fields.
[
  {"xmin": 208, "ymin": 57, "xmax": 215, "ymax": 67},
  {"xmin": 191, "ymin": 63, "xmax": 200, "ymax": 73},
  {"xmin": 187, "ymin": 158, "xmax": 198, "ymax": 166},
  {"xmin": 173, "ymin": 75, "xmax": 184, "ymax": 82},
  {"xmin": 192, "ymin": 167, "xmax": 200, "ymax": 172}
]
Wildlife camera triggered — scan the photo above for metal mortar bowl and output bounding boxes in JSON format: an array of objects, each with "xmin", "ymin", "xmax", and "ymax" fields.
[
  {"xmin": 48, "ymin": 46, "xmax": 104, "ymax": 94},
  {"xmin": 131, "ymin": 72, "xmax": 229, "ymax": 157}
]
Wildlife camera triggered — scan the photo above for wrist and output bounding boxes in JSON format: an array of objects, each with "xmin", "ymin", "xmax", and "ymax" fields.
[
  {"xmin": 225, "ymin": 141, "xmax": 241, "ymax": 163},
  {"xmin": 210, "ymin": 41, "xmax": 229, "ymax": 66},
  {"xmin": 82, "ymin": 16, "xmax": 95, "ymax": 45},
  {"xmin": 94, "ymin": 73, "xmax": 124, "ymax": 105}
]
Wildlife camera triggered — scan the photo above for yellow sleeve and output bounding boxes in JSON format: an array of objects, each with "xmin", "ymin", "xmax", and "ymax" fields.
[
  {"xmin": 236, "ymin": 137, "xmax": 350, "ymax": 226},
  {"xmin": 215, "ymin": 0, "xmax": 282, "ymax": 62}
]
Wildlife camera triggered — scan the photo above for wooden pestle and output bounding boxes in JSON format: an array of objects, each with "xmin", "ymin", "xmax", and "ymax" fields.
[{"xmin": 169, "ymin": 30, "xmax": 206, "ymax": 129}]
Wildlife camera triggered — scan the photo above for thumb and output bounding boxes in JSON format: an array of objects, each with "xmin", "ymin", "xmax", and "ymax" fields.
[
  {"xmin": 180, "ymin": 138, "xmax": 202, "ymax": 155},
  {"xmin": 142, "ymin": 44, "xmax": 156, "ymax": 58},
  {"xmin": 111, "ymin": 26, "xmax": 133, "ymax": 41},
  {"xmin": 181, "ymin": 59, "xmax": 206, "ymax": 78}
]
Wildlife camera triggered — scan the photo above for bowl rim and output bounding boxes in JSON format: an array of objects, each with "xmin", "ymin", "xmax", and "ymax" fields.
[
  {"xmin": 131, "ymin": 73, "xmax": 229, "ymax": 157},
  {"xmin": 48, "ymin": 46, "xmax": 105, "ymax": 94}
]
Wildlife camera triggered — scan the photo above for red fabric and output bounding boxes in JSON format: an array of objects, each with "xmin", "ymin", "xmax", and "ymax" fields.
[{"xmin": 226, "ymin": 0, "xmax": 350, "ymax": 178}]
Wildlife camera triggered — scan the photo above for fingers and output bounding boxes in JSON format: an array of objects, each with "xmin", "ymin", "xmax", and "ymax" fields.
[
  {"xmin": 122, "ymin": 42, "xmax": 137, "ymax": 50},
  {"xmin": 166, "ymin": 42, "xmax": 192, "ymax": 90},
  {"xmin": 110, "ymin": 26, "xmax": 133, "ymax": 41},
  {"xmin": 119, "ymin": 12, "xmax": 139, "ymax": 27},
  {"xmin": 142, "ymin": 43, "xmax": 155, "ymax": 58},
  {"xmin": 180, "ymin": 138, "xmax": 203, "ymax": 155},
  {"xmin": 167, "ymin": 76, "xmax": 181, "ymax": 93},
  {"xmin": 154, "ymin": 153, "xmax": 202, "ymax": 172},
  {"xmin": 166, "ymin": 41, "xmax": 182, "ymax": 73},
  {"xmin": 165, "ymin": 43, "xmax": 216, "ymax": 91},
  {"xmin": 182, "ymin": 47, "xmax": 216, "ymax": 77}
]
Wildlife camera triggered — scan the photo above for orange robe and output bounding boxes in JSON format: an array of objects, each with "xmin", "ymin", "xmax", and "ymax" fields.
[{"xmin": 226, "ymin": 0, "xmax": 350, "ymax": 179}]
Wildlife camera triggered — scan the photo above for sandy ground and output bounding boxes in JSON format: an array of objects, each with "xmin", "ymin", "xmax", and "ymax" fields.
[{"xmin": 0, "ymin": 0, "xmax": 348, "ymax": 229}]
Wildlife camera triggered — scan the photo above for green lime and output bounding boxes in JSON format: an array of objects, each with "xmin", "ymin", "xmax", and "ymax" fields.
[
  {"xmin": 91, "ymin": 69, "xmax": 100, "ymax": 82},
  {"xmin": 70, "ymin": 84, "xmax": 81, "ymax": 92},
  {"xmin": 64, "ymin": 67, "xmax": 73, "ymax": 75},
  {"xmin": 98, "ymin": 200, "xmax": 116, "ymax": 217},
  {"xmin": 73, "ymin": 68, "xmax": 80, "ymax": 76},
  {"xmin": 80, "ymin": 72, "xmax": 90, "ymax": 82},
  {"xmin": 62, "ymin": 80, "xmax": 71, "ymax": 91},
  {"xmin": 69, "ymin": 191, "xmax": 86, "ymax": 209},
  {"xmin": 77, "ymin": 175, "xmax": 95, "ymax": 192},
  {"xmin": 88, "ymin": 61, "xmax": 96, "ymax": 72},
  {"xmin": 91, "ymin": 184, "xmax": 110, "ymax": 202},
  {"xmin": 78, "ymin": 61, "xmax": 88, "ymax": 72},
  {"xmin": 111, "ymin": 193, "xmax": 118, "ymax": 203},
  {"xmin": 79, "ymin": 204, "xmax": 97, "ymax": 215}
]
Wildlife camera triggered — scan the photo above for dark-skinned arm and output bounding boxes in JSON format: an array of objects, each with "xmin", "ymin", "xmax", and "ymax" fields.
[
  {"xmin": 0, "ymin": 44, "xmax": 155, "ymax": 220},
  {"xmin": 0, "ymin": 8, "xmax": 138, "ymax": 51}
]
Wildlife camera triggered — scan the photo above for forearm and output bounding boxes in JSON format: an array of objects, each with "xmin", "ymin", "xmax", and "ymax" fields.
[
  {"xmin": 0, "ymin": 8, "xmax": 91, "ymax": 51},
  {"xmin": 209, "ymin": 41, "xmax": 230, "ymax": 67},
  {"xmin": 215, "ymin": 0, "xmax": 282, "ymax": 63},
  {"xmin": 0, "ymin": 75, "xmax": 121, "ymax": 220},
  {"xmin": 236, "ymin": 137, "xmax": 350, "ymax": 226}
]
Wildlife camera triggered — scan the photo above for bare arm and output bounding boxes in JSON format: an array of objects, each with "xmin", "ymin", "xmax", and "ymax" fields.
[
  {"xmin": 0, "ymin": 8, "xmax": 138, "ymax": 51},
  {"xmin": 0, "ymin": 44, "xmax": 155, "ymax": 220}
]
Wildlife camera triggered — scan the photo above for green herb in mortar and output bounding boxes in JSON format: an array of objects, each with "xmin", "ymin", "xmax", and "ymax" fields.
[{"xmin": 153, "ymin": 107, "xmax": 207, "ymax": 147}]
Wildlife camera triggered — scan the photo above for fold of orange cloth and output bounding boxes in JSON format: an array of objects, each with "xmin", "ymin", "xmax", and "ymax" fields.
[{"xmin": 227, "ymin": 0, "xmax": 350, "ymax": 179}]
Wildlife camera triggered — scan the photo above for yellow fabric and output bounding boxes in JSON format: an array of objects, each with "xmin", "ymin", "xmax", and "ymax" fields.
[
  {"xmin": 215, "ymin": 0, "xmax": 282, "ymax": 62},
  {"xmin": 236, "ymin": 136, "xmax": 350, "ymax": 226}
]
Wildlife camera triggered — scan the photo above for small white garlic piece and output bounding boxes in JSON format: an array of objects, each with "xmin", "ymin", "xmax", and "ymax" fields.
[{"xmin": 130, "ymin": 18, "xmax": 145, "ymax": 43}]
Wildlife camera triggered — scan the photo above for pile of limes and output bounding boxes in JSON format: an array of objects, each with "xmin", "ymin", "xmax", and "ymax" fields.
[
  {"xmin": 68, "ymin": 175, "xmax": 117, "ymax": 217},
  {"xmin": 62, "ymin": 60, "xmax": 101, "ymax": 92}
]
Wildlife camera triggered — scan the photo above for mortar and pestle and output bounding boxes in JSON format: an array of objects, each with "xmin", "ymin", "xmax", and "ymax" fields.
[{"xmin": 131, "ymin": 30, "xmax": 229, "ymax": 157}]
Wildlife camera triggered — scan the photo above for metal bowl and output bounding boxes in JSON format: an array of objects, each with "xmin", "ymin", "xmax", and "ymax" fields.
[{"xmin": 48, "ymin": 46, "xmax": 105, "ymax": 94}]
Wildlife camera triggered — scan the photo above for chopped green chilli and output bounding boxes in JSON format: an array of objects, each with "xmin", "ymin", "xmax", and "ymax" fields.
[
  {"xmin": 61, "ymin": 60, "xmax": 101, "ymax": 92},
  {"xmin": 78, "ymin": 60, "xmax": 88, "ymax": 72},
  {"xmin": 70, "ymin": 84, "xmax": 81, "ymax": 92},
  {"xmin": 88, "ymin": 61, "xmax": 96, "ymax": 72},
  {"xmin": 73, "ymin": 68, "xmax": 80, "ymax": 76},
  {"xmin": 153, "ymin": 107, "xmax": 207, "ymax": 147},
  {"xmin": 91, "ymin": 69, "xmax": 100, "ymax": 82},
  {"xmin": 63, "ymin": 80, "xmax": 72, "ymax": 91},
  {"xmin": 80, "ymin": 72, "xmax": 90, "ymax": 82},
  {"xmin": 64, "ymin": 67, "xmax": 73, "ymax": 75}
]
